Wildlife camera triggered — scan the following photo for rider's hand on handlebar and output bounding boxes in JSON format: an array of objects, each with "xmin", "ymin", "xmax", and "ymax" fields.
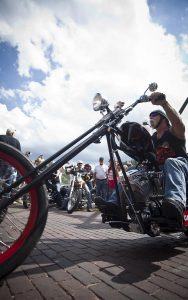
[{"xmin": 149, "ymin": 92, "xmax": 167, "ymax": 106}]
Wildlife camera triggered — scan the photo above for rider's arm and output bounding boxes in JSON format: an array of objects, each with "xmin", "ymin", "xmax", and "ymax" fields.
[
  {"xmin": 150, "ymin": 92, "xmax": 185, "ymax": 139},
  {"xmin": 161, "ymin": 101, "xmax": 185, "ymax": 139}
]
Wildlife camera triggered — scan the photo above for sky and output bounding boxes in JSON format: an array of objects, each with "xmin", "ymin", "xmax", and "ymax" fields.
[{"xmin": 0, "ymin": 0, "xmax": 188, "ymax": 165}]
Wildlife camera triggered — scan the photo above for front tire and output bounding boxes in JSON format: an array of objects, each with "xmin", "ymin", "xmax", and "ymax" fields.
[
  {"xmin": 0, "ymin": 142, "xmax": 48, "ymax": 279},
  {"xmin": 67, "ymin": 189, "xmax": 82, "ymax": 214}
]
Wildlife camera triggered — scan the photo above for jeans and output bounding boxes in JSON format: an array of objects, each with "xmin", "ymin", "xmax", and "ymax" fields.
[
  {"xmin": 86, "ymin": 180, "xmax": 93, "ymax": 191},
  {"xmin": 108, "ymin": 157, "xmax": 188, "ymax": 208},
  {"xmin": 107, "ymin": 187, "xmax": 114, "ymax": 200},
  {"xmin": 84, "ymin": 184, "xmax": 92, "ymax": 209},
  {"xmin": 108, "ymin": 183, "xmax": 124, "ymax": 205},
  {"xmin": 96, "ymin": 179, "xmax": 108, "ymax": 201},
  {"xmin": 164, "ymin": 157, "xmax": 188, "ymax": 207}
]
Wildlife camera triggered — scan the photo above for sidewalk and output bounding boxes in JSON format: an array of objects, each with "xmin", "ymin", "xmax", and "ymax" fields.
[{"xmin": 1, "ymin": 207, "xmax": 188, "ymax": 299}]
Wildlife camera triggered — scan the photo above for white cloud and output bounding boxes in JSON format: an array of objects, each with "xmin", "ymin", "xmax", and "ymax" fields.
[
  {"xmin": 0, "ymin": 87, "xmax": 15, "ymax": 98},
  {"xmin": 181, "ymin": 33, "xmax": 188, "ymax": 53},
  {"xmin": 0, "ymin": 0, "xmax": 187, "ymax": 163}
]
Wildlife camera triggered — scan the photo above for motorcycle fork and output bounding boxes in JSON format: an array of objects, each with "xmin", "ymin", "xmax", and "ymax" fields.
[
  {"xmin": 69, "ymin": 176, "xmax": 76, "ymax": 199},
  {"xmin": 106, "ymin": 132, "xmax": 146, "ymax": 234}
]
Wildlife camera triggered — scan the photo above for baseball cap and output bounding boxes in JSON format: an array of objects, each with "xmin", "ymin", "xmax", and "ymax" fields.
[
  {"xmin": 99, "ymin": 157, "xmax": 104, "ymax": 160},
  {"xmin": 149, "ymin": 110, "xmax": 168, "ymax": 119},
  {"xmin": 6, "ymin": 128, "xmax": 16, "ymax": 134},
  {"xmin": 77, "ymin": 160, "xmax": 83, "ymax": 164},
  {"xmin": 149, "ymin": 110, "xmax": 170, "ymax": 125}
]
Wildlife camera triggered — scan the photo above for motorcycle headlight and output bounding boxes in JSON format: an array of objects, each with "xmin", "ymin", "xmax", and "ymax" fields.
[{"xmin": 92, "ymin": 93, "xmax": 109, "ymax": 111}]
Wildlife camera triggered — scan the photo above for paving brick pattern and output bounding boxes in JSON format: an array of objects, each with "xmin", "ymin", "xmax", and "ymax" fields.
[{"xmin": 1, "ymin": 207, "xmax": 188, "ymax": 299}]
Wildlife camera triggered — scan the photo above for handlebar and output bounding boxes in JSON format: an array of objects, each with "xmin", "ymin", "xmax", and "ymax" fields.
[{"xmin": 93, "ymin": 82, "xmax": 158, "ymax": 131}]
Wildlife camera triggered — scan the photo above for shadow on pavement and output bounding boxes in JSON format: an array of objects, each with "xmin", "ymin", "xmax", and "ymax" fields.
[{"xmin": 9, "ymin": 233, "xmax": 188, "ymax": 286}]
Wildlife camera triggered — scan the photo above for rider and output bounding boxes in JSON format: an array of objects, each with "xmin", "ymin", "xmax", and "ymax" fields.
[
  {"xmin": 149, "ymin": 92, "xmax": 187, "ymax": 222},
  {"xmin": 96, "ymin": 92, "xmax": 188, "ymax": 224}
]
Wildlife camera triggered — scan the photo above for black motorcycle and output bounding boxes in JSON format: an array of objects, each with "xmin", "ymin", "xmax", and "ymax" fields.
[{"xmin": 0, "ymin": 82, "xmax": 187, "ymax": 279}]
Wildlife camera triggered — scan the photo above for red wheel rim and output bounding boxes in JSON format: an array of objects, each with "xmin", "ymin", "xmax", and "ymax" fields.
[{"xmin": 0, "ymin": 151, "xmax": 39, "ymax": 263}]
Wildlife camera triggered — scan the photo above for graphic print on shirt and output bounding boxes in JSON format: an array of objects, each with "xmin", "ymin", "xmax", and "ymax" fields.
[{"xmin": 156, "ymin": 141, "xmax": 176, "ymax": 165}]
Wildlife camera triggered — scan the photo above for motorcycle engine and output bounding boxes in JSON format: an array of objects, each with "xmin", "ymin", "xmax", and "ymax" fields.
[{"xmin": 121, "ymin": 168, "xmax": 153, "ymax": 210}]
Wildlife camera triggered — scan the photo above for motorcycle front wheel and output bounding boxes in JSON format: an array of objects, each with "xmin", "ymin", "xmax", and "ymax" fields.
[
  {"xmin": 67, "ymin": 189, "xmax": 82, "ymax": 214},
  {"xmin": 0, "ymin": 142, "xmax": 48, "ymax": 279}
]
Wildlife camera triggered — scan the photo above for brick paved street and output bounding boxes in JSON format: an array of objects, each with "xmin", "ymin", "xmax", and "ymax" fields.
[{"xmin": 1, "ymin": 207, "xmax": 188, "ymax": 299}]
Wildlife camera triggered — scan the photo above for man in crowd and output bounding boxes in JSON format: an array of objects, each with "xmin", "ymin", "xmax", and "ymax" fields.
[
  {"xmin": 0, "ymin": 128, "xmax": 21, "ymax": 151},
  {"xmin": 83, "ymin": 163, "xmax": 94, "ymax": 191},
  {"xmin": 0, "ymin": 128, "xmax": 21, "ymax": 184},
  {"xmin": 93, "ymin": 157, "xmax": 108, "ymax": 201}
]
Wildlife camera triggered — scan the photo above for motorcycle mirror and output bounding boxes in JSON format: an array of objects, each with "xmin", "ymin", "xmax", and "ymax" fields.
[{"xmin": 148, "ymin": 82, "xmax": 158, "ymax": 92}]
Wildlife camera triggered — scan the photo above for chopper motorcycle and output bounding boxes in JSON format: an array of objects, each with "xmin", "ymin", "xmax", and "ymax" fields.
[
  {"xmin": 66, "ymin": 165, "xmax": 95, "ymax": 214},
  {"xmin": 0, "ymin": 82, "xmax": 187, "ymax": 279}
]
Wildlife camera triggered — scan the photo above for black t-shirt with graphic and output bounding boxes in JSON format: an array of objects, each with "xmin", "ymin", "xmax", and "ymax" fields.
[{"xmin": 152, "ymin": 130, "xmax": 187, "ymax": 165}]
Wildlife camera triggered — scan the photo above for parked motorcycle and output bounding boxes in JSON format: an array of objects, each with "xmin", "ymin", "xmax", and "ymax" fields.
[
  {"xmin": 46, "ymin": 172, "xmax": 64, "ymax": 208},
  {"xmin": 66, "ymin": 166, "xmax": 95, "ymax": 213},
  {"xmin": 0, "ymin": 82, "xmax": 187, "ymax": 279}
]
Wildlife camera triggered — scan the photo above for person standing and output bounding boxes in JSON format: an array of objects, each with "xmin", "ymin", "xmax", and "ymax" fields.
[
  {"xmin": 0, "ymin": 128, "xmax": 21, "ymax": 151},
  {"xmin": 83, "ymin": 163, "xmax": 94, "ymax": 191},
  {"xmin": 93, "ymin": 157, "xmax": 108, "ymax": 200},
  {"xmin": 0, "ymin": 128, "xmax": 21, "ymax": 183},
  {"xmin": 107, "ymin": 160, "xmax": 119, "ymax": 199}
]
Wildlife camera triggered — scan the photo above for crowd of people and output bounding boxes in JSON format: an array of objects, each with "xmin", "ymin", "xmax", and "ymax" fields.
[
  {"xmin": 0, "ymin": 129, "xmax": 132, "ymax": 212},
  {"xmin": 54, "ymin": 158, "xmax": 132, "ymax": 212}
]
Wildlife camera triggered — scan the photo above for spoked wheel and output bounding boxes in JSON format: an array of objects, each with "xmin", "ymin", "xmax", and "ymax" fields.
[
  {"xmin": 0, "ymin": 142, "xmax": 48, "ymax": 279},
  {"xmin": 67, "ymin": 189, "xmax": 82, "ymax": 214}
]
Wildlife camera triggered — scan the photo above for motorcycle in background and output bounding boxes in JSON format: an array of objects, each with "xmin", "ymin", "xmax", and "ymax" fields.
[{"xmin": 66, "ymin": 166, "xmax": 95, "ymax": 213}]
